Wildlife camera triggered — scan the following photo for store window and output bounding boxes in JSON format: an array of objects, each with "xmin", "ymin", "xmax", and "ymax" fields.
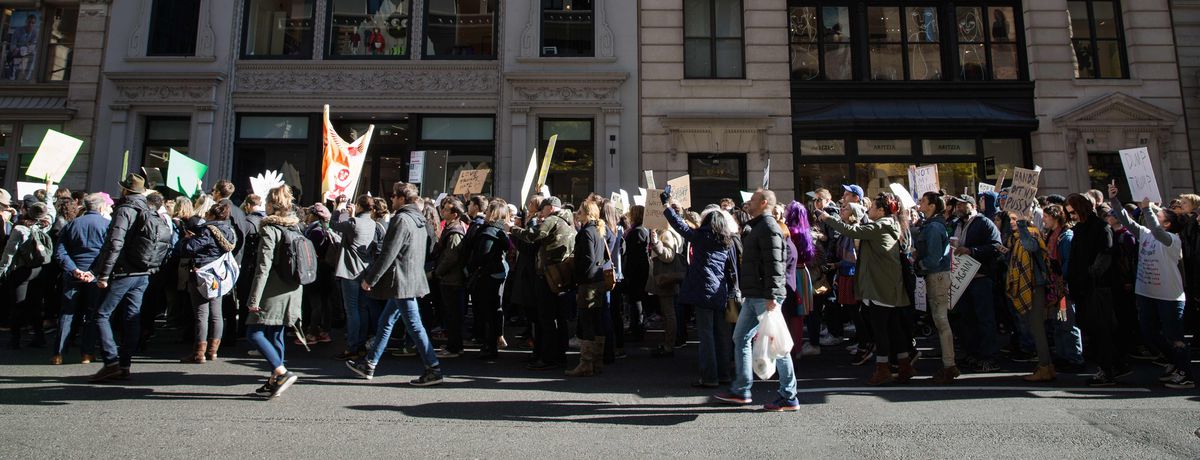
[
  {"xmin": 539, "ymin": 119, "xmax": 593, "ymax": 205},
  {"xmin": 239, "ymin": 116, "xmax": 310, "ymax": 139},
  {"xmin": 1068, "ymin": 1, "xmax": 1127, "ymax": 79},
  {"xmin": 796, "ymin": 163, "xmax": 850, "ymax": 198},
  {"xmin": 424, "ymin": 0, "xmax": 497, "ymax": 58},
  {"xmin": 684, "ymin": 0, "xmax": 744, "ymax": 79},
  {"xmin": 983, "ymin": 138, "xmax": 1023, "ymax": 183},
  {"xmin": 419, "ymin": 116, "xmax": 495, "ymax": 196},
  {"xmin": 142, "ymin": 117, "xmax": 191, "ymax": 178},
  {"xmin": 243, "ymin": 0, "xmax": 315, "ymax": 58},
  {"xmin": 148, "ymin": 0, "xmax": 201, "ymax": 56},
  {"xmin": 0, "ymin": 123, "xmax": 11, "ymax": 183},
  {"xmin": 789, "ymin": 6, "xmax": 851, "ymax": 81},
  {"xmin": 42, "ymin": 7, "xmax": 76, "ymax": 82},
  {"xmin": 956, "ymin": 6, "xmax": 1017, "ymax": 80},
  {"xmin": 542, "ymin": 0, "xmax": 593, "ymax": 57},
  {"xmin": 1087, "ymin": 152, "xmax": 1131, "ymax": 202},
  {"xmin": 868, "ymin": 6, "xmax": 941, "ymax": 81},
  {"xmin": 421, "ymin": 117, "xmax": 493, "ymax": 140},
  {"xmin": 328, "ymin": 0, "xmax": 411, "ymax": 58},
  {"xmin": 856, "ymin": 162, "xmax": 976, "ymax": 198},
  {"xmin": 688, "ymin": 154, "xmax": 745, "ymax": 208},
  {"xmin": 922, "ymin": 139, "xmax": 976, "ymax": 156},
  {"xmin": 2, "ymin": 8, "xmax": 75, "ymax": 83}
]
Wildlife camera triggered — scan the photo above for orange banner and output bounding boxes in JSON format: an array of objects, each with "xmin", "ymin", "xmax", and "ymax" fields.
[{"xmin": 321, "ymin": 104, "xmax": 375, "ymax": 200}]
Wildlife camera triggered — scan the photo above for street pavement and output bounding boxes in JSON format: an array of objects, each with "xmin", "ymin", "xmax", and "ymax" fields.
[{"xmin": 1, "ymin": 326, "xmax": 1198, "ymax": 459}]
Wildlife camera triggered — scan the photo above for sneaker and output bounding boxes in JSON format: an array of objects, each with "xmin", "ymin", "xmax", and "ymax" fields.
[
  {"xmin": 850, "ymin": 349, "xmax": 874, "ymax": 366},
  {"xmin": 1112, "ymin": 365, "xmax": 1133, "ymax": 380},
  {"xmin": 255, "ymin": 378, "xmax": 277, "ymax": 395},
  {"xmin": 410, "ymin": 368, "xmax": 444, "ymax": 386},
  {"xmin": 271, "ymin": 372, "xmax": 298, "ymax": 397},
  {"xmin": 972, "ymin": 360, "xmax": 1000, "ymax": 373},
  {"xmin": 392, "ymin": 346, "xmax": 417, "ymax": 358},
  {"xmin": 1086, "ymin": 370, "xmax": 1115, "ymax": 387},
  {"xmin": 346, "ymin": 360, "xmax": 376, "ymax": 380},
  {"xmin": 89, "ymin": 364, "xmax": 122, "ymax": 383},
  {"xmin": 763, "ymin": 397, "xmax": 800, "ymax": 412},
  {"xmin": 712, "ymin": 392, "xmax": 752, "ymax": 405},
  {"xmin": 435, "ymin": 349, "xmax": 460, "ymax": 359},
  {"xmin": 334, "ymin": 350, "xmax": 363, "ymax": 361},
  {"xmin": 1150, "ymin": 355, "xmax": 1171, "ymax": 368},
  {"xmin": 1158, "ymin": 366, "xmax": 1178, "ymax": 382},
  {"xmin": 1163, "ymin": 372, "xmax": 1195, "ymax": 390},
  {"xmin": 316, "ymin": 332, "xmax": 333, "ymax": 343},
  {"xmin": 800, "ymin": 343, "xmax": 821, "ymax": 357},
  {"xmin": 673, "ymin": 341, "xmax": 688, "ymax": 350},
  {"xmin": 819, "ymin": 334, "xmax": 840, "ymax": 347},
  {"xmin": 247, "ymin": 349, "xmax": 261, "ymax": 357}
]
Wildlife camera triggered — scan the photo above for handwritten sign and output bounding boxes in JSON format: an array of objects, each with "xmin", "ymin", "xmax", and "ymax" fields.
[
  {"xmin": 889, "ymin": 183, "xmax": 916, "ymax": 209},
  {"xmin": 914, "ymin": 277, "xmax": 927, "ymax": 312},
  {"xmin": 667, "ymin": 174, "xmax": 692, "ymax": 209},
  {"xmin": 453, "ymin": 169, "xmax": 490, "ymax": 195},
  {"xmin": 950, "ymin": 254, "xmax": 982, "ymax": 307},
  {"xmin": 1004, "ymin": 167, "xmax": 1041, "ymax": 216},
  {"xmin": 408, "ymin": 151, "xmax": 425, "ymax": 183},
  {"xmin": 26, "ymin": 129, "xmax": 84, "ymax": 183},
  {"xmin": 610, "ymin": 191, "xmax": 628, "ymax": 214},
  {"xmin": 912, "ymin": 164, "xmax": 940, "ymax": 197},
  {"xmin": 643, "ymin": 189, "xmax": 669, "ymax": 229},
  {"xmin": 618, "ymin": 189, "xmax": 630, "ymax": 213},
  {"xmin": 977, "ymin": 183, "xmax": 995, "ymax": 194},
  {"xmin": 1119, "ymin": 147, "xmax": 1163, "ymax": 203},
  {"xmin": 643, "ymin": 170, "xmax": 656, "ymax": 190}
]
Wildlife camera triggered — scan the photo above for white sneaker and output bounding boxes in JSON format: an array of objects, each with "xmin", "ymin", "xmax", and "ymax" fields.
[
  {"xmin": 800, "ymin": 343, "xmax": 821, "ymax": 356},
  {"xmin": 247, "ymin": 349, "xmax": 261, "ymax": 357},
  {"xmin": 819, "ymin": 334, "xmax": 840, "ymax": 347},
  {"xmin": 568, "ymin": 337, "xmax": 580, "ymax": 350}
]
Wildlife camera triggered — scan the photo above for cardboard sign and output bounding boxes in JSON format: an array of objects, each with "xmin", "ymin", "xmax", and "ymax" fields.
[
  {"xmin": 535, "ymin": 134, "xmax": 558, "ymax": 190},
  {"xmin": 1118, "ymin": 147, "xmax": 1163, "ymax": 203},
  {"xmin": 618, "ymin": 189, "xmax": 630, "ymax": 213},
  {"xmin": 519, "ymin": 148, "xmax": 538, "ymax": 208},
  {"xmin": 408, "ymin": 151, "xmax": 425, "ymax": 183},
  {"xmin": 643, "ymin": 189, "xmax": 669, "ymax": 229},
  {"xmin": 914, "ymin": 277, "xmax": 927, "ymax": 312},
  {"xmin": 912, "ymin": 164, "xmax": 940, "ymax": 198},
  {"xmin": 667, "ymin": 174, "xmax": 692, "ymax": 209},
  {"xmin": 453, "ymin": 169, "xmax": 490, "ymax": 195},
  {"xmin": 26, "ymin": 129, "xmax": 84, "ymax": 183},
  {"xmin": 977, "ymin": 182, "xmax": 995, "ymax": 194},
  {"xmin": 634, "ymin": 188, "xmax": 647, "ymax": 206},
  {"xmin": 165, "ymin": 149, "xmax": 207, "ymax": 197},
  {"xmin": 889, "ymin": 183, "xmax": 916, "ymax": 209},
  {"xmin": 610, "ymin": 191, "xmax": 627, "ymax": 214},
  {"xmin": 1004, "ymin": 167, "xmax": 1041, "ymax": 216},
  {"xmin": 16, "ymin": 182, "xmax": 57, "ymax": 201},
  {"xmin": 950, "ymin": 254, "xmax": 982, "ymax": 307},
  {"xmin": 643, "ymin": 170, "xmax": 656, "ymax": 190}
]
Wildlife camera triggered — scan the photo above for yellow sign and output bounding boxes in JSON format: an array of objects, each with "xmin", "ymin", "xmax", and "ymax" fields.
[{"xmin": 535, "ymin": 134, "xmax": 558, "ymax": 191}]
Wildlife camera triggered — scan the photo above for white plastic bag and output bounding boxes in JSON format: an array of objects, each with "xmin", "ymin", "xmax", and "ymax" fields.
[{"xmin": 751, "ymin": 308, "xmax": 795, "ymax": 379}]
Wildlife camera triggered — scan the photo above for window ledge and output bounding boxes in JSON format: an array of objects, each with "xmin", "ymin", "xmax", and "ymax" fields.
[
  {"xmin": 679, "ymin": 79, "xmax": 754, "ymax": 87},
  {"xmin": 125, "ymin": 56, "xmax": 218, "ymax": 63},
  {"xmin": 1072, "ymin": 78, "xmax": 1142, "ymax": 87},
  {"xmin": 515, "ymin": 56, "xmax": 617, "ymax": 64}
]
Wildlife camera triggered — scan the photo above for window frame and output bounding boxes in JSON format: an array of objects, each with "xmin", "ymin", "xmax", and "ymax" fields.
[
  {"xmin": 951, "ymin": 4, "xmax": 1023, "ymax": 81},
  {"xmin": 1068, "ymin": 0, "xmax": 1129, "ymax": 79},
  {"xmin": 537, "ymin": 117, "xmax": 595, "ymax": 206},
  {"xmin": 0, "ymin": 7, "xmax": 79, "ymax": 84},
  {"xmin": 788, "ymin": 5, "xmax": 855, "ymax": 81},
  {"xmin": 323, "ymin": 0, "xmax": 413, "ymax": 60},
  {"xmin": 147, "ymin": 0, "xmax": 200, "ymax": 57},
  {"xmin": 141, "ymin": 116, "xmax": 192, "ymax": 174},
  {"xmin": 684, "ymin": 0, "xmax": 746, "ymax": 80},
  {"xmin": 240, "ymin": 0, "xmax": 317, "ymax": 60},
  {"xmin": 687, "ymin": 153, "xmax": 747, "ymax": 209},
  {"xmin": 421, "ymin": 0, "xmax": 499, "ymax": 60},
  {"xmin": 540, "ymin": 0, "xmax": 596, "ymax": 57},
  {"xmin": 866, "ymin": 4, "xmax": 943, "ymax": 81}
]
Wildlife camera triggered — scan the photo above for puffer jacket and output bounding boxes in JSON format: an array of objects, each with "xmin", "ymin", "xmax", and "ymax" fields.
[
  {"xmin": 92, "ymin": 194, "xmax": 154, "ymax": 280},
  {"xmin": 664, "ymin": 207, "xmax": 732, "ymax": 309},
  {"xmin": 183, "ymin": 219, "xmax": 236, "ymax": 268},
  {"xmin": 740, "ymin": 214, "xmax": 787, "ymax": 299}
]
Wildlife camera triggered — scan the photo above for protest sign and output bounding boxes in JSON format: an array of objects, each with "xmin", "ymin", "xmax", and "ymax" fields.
[
  {"xmin": 912, "ymin": 164, "xmax": 939, "ymax": 197},
  {"xmin": 519, "ymin": 149, "xmax": 538, "ymax": 208},
  {"xmin": 408, "ymin": 151, "xmax": 425, "ymax": 183},
  {"xmin": 16, "ymin": 182, "xmax": 57, "ymax": 200},
  {"xmin": 320, "ymin": 105, "xmax": 374, "ymax": 200},
  {"xmin": 914, "ymin": 277, "xmax": 927, "ymax": 312},
  {"xmin": 619, "ymin": 189, "xmax": 630, "ymax": 213},
  {"xmin": 977, "ymin": 183, "xmax": 995, "ymax": 194},
  {"xmin": 643, "ymin": 170, "xmax": 656, "ymax": 190},
  {"xmin": 667, "ymin": 174, "xmax": 692, "ymax": 209},
  {"xmin": 1004, "ymin": 167, "xmax": 1041, "ymax": 217},
  {"xmin": 165, "ymin": 149, "xmax": 207, "ymax": 197},
  {"xmin": 121, "ymin": 150, "xmax": 130, "ymax": 178},
  {"xmin": 453, "ymin": 169, "xmax": 490, "ymax": 195},
  {"xmin": 250, "ymin": 170, "xmax": 286, "ymax": 198},
  {"xmin": 610, "ymin": 191, "xmax": 627, "ymax": 214},
  {"xmin": 950, "ymin": 254, "xmax": 982, "ymax": 307},
  {"xmin": 889, "ymin": 183, "xmax": 916, "ymax": 209},
  {"xmin": 535, "ymin": 134, "xmax": 558, "ymax": 190},
  {"xmin": 634, "ymin": 188, "xmax": 647, "ymax": 206},
  {"xmin": 1118, "ymin": 147, "xmax": 1163, "ymax": 203},
  {"xmin": 643, "ymin": 190, "xmax": 668, "ymax": 229},
  {"xmin": 26, "ymin": 129, "xmax": 84, "ymax": 183}
]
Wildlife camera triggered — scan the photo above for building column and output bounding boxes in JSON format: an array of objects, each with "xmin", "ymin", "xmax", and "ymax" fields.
[
  {"xmin": 192, "ymin": 106, "xmax": 217, "ymax": 182},
  {"xmin": 96, "ymin": 105, "xmax": 129, "ymax": 191}
]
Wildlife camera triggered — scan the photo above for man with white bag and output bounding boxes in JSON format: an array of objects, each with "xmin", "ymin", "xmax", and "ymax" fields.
[{"xmin": 714, "ymin": 189, "xmax": 799, "ymax": 411}]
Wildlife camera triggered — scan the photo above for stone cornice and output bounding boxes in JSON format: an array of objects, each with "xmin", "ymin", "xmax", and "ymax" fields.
[
  {"xmin": 233, "ymin": 62, "xmax": 500, "ymax": 95},
  {"xmin": 506, "ymin": 71, "xmax": 628, "ymax": 107}
]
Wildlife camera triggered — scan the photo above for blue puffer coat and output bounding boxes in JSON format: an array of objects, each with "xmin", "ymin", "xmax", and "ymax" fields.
[{"xmin": 664, "ymin": 207, "xmax": 733, "ymax": 310}]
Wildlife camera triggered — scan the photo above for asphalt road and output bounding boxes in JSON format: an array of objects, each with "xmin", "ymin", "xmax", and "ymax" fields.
[{"xmin": 2, "ymin": 327, "xmax": 1198, "ymax": 459}]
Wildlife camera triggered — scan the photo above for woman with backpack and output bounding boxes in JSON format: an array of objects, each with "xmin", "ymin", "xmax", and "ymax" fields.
[
  {"xmin": 179, "ymin": 201, "xmax": 237, "ymax": 363},
  {"xmin": 465, "ymin": 199, "xmax": 512, "ymax": 360},
  {"xmin": 297, "ymin": 203, "xmax": 335, "ymax": 346},
  {"xmin": 244, "ymin": 185, "xmax": 304, "ymax": 398},
  {"xmin": 0, "ymin": 200, "xmax": 54, "ymax": 349}
]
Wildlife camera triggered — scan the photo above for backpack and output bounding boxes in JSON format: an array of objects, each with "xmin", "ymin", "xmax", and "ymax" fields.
[
  {"xmin": 193, "ymin": 252, "xmax": 240, "ymax": 300},
  {"xmin": 276, "ymin": 225, "xmax": 318, "ymax": 285},
  {"xmin": 15, "ymin": 226, "xmax": 52, "ymax": 268},
  {"xmin": 125, "ymin": 207, "xmax": 173, "ymax": 272}
]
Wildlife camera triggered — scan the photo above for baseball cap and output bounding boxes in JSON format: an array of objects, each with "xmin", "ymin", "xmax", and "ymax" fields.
[
  {"xmin": 947, "ymin": 194, "xmax": 975, "ymax": 205},
  {"xmin": 842, "ymin": 184, "xmax": 864, "ymax": 198}
]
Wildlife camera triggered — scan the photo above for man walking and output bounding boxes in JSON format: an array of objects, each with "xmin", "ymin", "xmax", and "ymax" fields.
[
  {"xmin": 347, "ymin": 182, "xmax": 443, "ymax": 386},
  {"xmin": 714, "ymin": 189, "xmax": 799, "ymax": 412}
]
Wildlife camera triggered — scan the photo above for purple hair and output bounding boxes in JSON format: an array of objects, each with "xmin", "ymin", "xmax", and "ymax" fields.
[{"xmin": 786, "ymin": 201, "xmax": 816, "ymax": 264}]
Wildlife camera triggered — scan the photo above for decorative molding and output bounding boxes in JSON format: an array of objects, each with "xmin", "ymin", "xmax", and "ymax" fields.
[
  {"xmin": 659, "ymin": 113, "xmax": 775, "ymax": 155},
  {"xmin": 1053, "ymin": 92, "xmax": 1180, "ymax": 127},
  {"xmin": 105, "ymin": 72, "xmax": 225, "ymax": 106},
  {"xmin": 506, "ymin": 72, "xmax": 627, "ymax": 107},
  {"xmin": 519, "ymin": 0, "xmax": 616, "ymax": 58},
  {"xmin": 234, "ymin": 63, "xmax": 500, "ymax": 94}
]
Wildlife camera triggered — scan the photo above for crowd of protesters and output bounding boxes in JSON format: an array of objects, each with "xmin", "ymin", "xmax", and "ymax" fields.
[{"xmin": 1, "ymin": 172, "xmax": 1197, "ymax": 407}]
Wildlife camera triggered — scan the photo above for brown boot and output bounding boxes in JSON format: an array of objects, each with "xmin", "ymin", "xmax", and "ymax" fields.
[
  {"xmin": 1023, "ymin": 364, "xmax": 1056, "ymax": 382},
  {"xmin": 565, "ymin": 341, "xmax": 595, "ymax": 377},
  {"xmin": 206, "ymin": 339, "xmax": 222, "ymax": 361},
  {"xmin": 896, "ymin": 359, "xmax": 916, "ymax": 383},
  {"xmin": 931, "ymin": 366, "xmax": 961, "ymax": 384},
  {"xmin": 592, "ymin": 337, "xmax": 606, "ymax": 374},
  {"xmin": 51, "ymin": 354, "xmax": 63, "ymax": 365},
  {"xmin": 866, "ymin": 362, "xmax": 894, "ymax": 386},
  {"xmin": 180, "ymin": 342, "xmax": 207, "ymax": 363}
]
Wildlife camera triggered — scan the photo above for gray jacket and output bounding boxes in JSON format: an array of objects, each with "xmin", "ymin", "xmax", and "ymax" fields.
[
  {"xmin": 363, "ymin": 203, "xmax": 430, "ymax": 300},
  {"xmin": 739, "ymin": 214, "xmax": 787, "ymax": 299},
  {"xmin": 331, "ymin": 210, "xmax": 383, "ymax": 280}
]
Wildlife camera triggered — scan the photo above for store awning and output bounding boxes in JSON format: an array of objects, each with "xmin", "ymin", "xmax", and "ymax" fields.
[{"xmin": 792, "ymin": 99, "xmax": 1038, "ymax": 131}]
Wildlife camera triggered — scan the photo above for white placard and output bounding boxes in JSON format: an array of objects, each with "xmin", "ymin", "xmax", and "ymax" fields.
[
  {"xmin": 26, "ymin": 130, "xmax": 84, "ymax": 183},
  {"xmin": 519, "ymin": 149, "xmax": 538, "ymax": 207},
  {"xmin": 977, "ymin": 182, "xmax": 995, "ymax": 194},
  {"xmin": 889, "ymin": 183, "xmax": 916, "ymax": 209},
  {"xmin": 610, "ymin": 191, "xmax": 627, "ymax": 214},
  {"xmin": 740, "ymin": 190, "xmax": 753, "ymax": 203},
  {"xmin": 912, "ymin": 164, "xmax": 940, "ymax": 197},
  {"xmin": 950, "ymin": 254, "xmax": 983, "ymax": 307},
  {"xmin": 1118, "ymin": 147, "xmax": 1163, "ymax": 203},
  {"xmin": 914, "ymin": 277, "xmax": 927, "ymax": 312},
  {"xmin": 643, "ymin": 170, "xmax": 656, "ymax": 190},
  {"xmin": 633, "ymin": 193, "xmax": 646, "ymax": 206},
  {"xmin": 16, "ymin": 182, "xmax": 58, "ymax": 201},
  {"xmin": 619, "ymin": 189, "xmax": 630, "ymax": 213},
  {"xmin": 1004, "ymin": 167, "xmax": 1041, "ymax": 217},
  {"xmin": 408, "ymin": 151, "xmax": 425, "ymax": 183}
]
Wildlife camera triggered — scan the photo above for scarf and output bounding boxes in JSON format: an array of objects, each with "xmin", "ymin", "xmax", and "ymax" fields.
[{"xmin": 1006, "ymin": 224, "xmax": 1049, "ymax": 315}]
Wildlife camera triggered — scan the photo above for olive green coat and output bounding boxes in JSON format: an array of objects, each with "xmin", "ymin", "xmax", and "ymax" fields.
[
  {"xmin": 245, "ymin": 215, "xmax": 304, "ymax": 327},
  {"xmin": 823, "ymin": 215, "xmax": 910, "ymax": 307}
]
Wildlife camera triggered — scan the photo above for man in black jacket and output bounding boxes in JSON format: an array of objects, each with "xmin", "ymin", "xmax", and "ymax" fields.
[
  {"xmin": 714, "ymin": 189, "xmax": 798, "ymax": 412},
  {"xmin": 948, "ymin": 194, "xmax": 1004, "ymax": 372}
]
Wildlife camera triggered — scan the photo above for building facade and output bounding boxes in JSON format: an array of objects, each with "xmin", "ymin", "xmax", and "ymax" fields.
[{"xmin": 1173, "ymin": 0, "xmax": 1200, "ymax": 191}]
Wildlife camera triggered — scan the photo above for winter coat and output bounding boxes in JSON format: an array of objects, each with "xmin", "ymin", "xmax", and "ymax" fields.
[
  {"xmin": 509, "ymin": 236, "xmax": 540, "ymax": 305},
  {"xmin": 574, "ymin": 221, "xmax": 606, "ymax": 284},
  {"xmin": 466, "ymin": 222, "xmax": 510, "ymax": 280},
  {"xmin": 512, "ymin": 209, "xmax": 576, "ymax": 271},
  {"xmin": 433, "ymin": 221, "xmax": 467, "ymax": 287},
  {"xmin": 954, "ymin": 212, "xmax": 1003, "ymax": 278},
  {"xmin": 363, "ymin": 204, "xmax": 431, "ymax": 300},
  {"xmin": 623, "ymin": 226, "xmax": 651, "ymax": 291},
  {"xmin": 182, "ymin": 219, "xmax": 236, "ymax": 268},
  {"xmin": 54, "ymin": 211, "xmax": 108, "ymax": 273},
  {"xmin": 664, "ymin": 207, "xmax": 732, "ymax": 309},
  {"xmin": 245, "ymin": 214, "xmax": 304, "ymax": 327},
  {"xmin": 1066, "ymin": 214, "xmax": 1117, "ymax": 296},
  {"xmin": 647, "ymin": 226, "xmax": 686, "ymax": 297},
  {"xmin": 915, "ymin": 214, "xmax": 952, "ymax": 275},
  {"xmin": 331, "ymin": 210, "xmax": 383, "ymax": 280},
  {"xmin": 220, "ymin": 198, "xmax": 253, "ymax": 264},
  {"xmin": 0, "ymin": 222, "xmax": 50, "ymax": 277},
  {"xmin": 824, "ymin": 215, "xmax": 910, "ymax": 307},
  {"xmin": 740, "ymin": 214, "xmax": 787, "ymax": 300},
  {"xmin": 92, "ymin": 194, "xmax": 155, "ymax": 280}
]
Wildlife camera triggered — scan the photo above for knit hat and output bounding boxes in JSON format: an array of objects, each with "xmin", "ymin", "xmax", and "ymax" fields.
[
  {"xmin": 308, "ymin": 202, "xmax": 331, "ymax": 222},
  {"xmin": 539, "ymin": 196, "xmax": 563, "ymax": 210},
  {"xmin": 845, "ymin": 202, "xmax": 867, "ymax": 221},
  {"xmin": 0, "ymin": 188, "xmax": 10, "ymax": 207}
]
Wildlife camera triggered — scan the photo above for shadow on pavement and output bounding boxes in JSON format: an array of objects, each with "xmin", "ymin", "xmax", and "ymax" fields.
[{"xmin": 347, "ymin": 400, "xmax": 748, "ymax": 426}]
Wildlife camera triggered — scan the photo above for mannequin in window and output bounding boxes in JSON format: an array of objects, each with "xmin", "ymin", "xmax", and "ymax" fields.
[
  {"xmin": 991, "ymin": 9, "xmax": 1009, "ymax": 42},
  {"xmin": 349, "ymin": 30, "xmax": 361, "ymax": 54},
  {"xmin": 367, "ymin": 27, "xmax": 386, "ymax": 54}
]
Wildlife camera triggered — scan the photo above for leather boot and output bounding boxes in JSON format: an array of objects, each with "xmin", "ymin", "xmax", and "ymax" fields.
[
  {"xmin": 1023, "ymin": 364, "xmax": 1056, "ymax": 382},
  {"xmin": 206, "ymin": 339, "xmax": 222, "ymax": 361},
  {"xmin": 931, "ymin": 365, "xmax": 961, "ymax": 384},
  {"xmin": 896, "ymin": 359, "xmax": 916, "ymax": 383},
  {"xmin": 180, "ymin": 341, "xmax": 207, "ymax": 363},
  {"xmin": 866, "ymin": 362, "xmax": 893, "ymax": 386},
  {"xmin": 592, "ymin": 337, "xmax": 606, "ymax": 374},
  {"xmin": 565, "ymin": 341, "xmax": 595, "ymax": 377}
]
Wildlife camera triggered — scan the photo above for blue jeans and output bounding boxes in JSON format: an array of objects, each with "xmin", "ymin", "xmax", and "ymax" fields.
[
  {"xmin": 246, "ymin": 325, "xmax": 286, "ymax": 370},
  {"xmin": 1053, "ymin": 300, "xmax": 1084, "ymax": 364},
  {"xmin": 56, "ymin": 277, "xmax": 100, "ymax": 356},
  {"xmin": 92, "ymin": 275, "xmax": 149, "ymax": 367},
  {"xmin": 695, "ymin": 305, "xmax": 732, "ymax": 385},
  {"xmin": 368, "ymin": 298, "xmax": 440, "ymax": 370},
  {"xmin": 1136, "ymin": 295, "xmax": 1192, "ymax": 376},
  {"xmin": 956, "ymin": 278, "xmax": 998, "ymax": 361},
  {"xmin": 730, "ymin": 296, "xmax": 797, "ymax": 401},
  {"xmin": 339, "ymin": 277, "xmax": 383, "ymax": 352}
]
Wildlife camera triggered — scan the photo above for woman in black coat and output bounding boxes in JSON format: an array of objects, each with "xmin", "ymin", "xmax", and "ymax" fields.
[
  {"xmin": 566, "ymin": 201, "xmax": 608, "ymax": 378},
  {"xmin": 465, "ymin": 200, "xmax": 512, "ymax": 360},
  {"xmin": 180, "ymin": 201, "xmax": 236, "ymax": 363},
  {"xmin": 623, "ymin": 206, "xmax": 651, "ymax": 342},
  {"xmin": 1064, "ymin": 193, "xmax": 1125, "ymax": 386}
]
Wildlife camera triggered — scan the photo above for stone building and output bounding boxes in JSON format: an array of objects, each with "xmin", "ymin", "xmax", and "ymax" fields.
[{"xmin": 1172, "ymin": 0, "xmax": 1200, "ymax": 191}]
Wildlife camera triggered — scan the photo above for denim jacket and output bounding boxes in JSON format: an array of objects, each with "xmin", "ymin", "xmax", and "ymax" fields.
[{"xmin": 915, "ymin": 215, "xmax": 952, "ymax": 275}]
